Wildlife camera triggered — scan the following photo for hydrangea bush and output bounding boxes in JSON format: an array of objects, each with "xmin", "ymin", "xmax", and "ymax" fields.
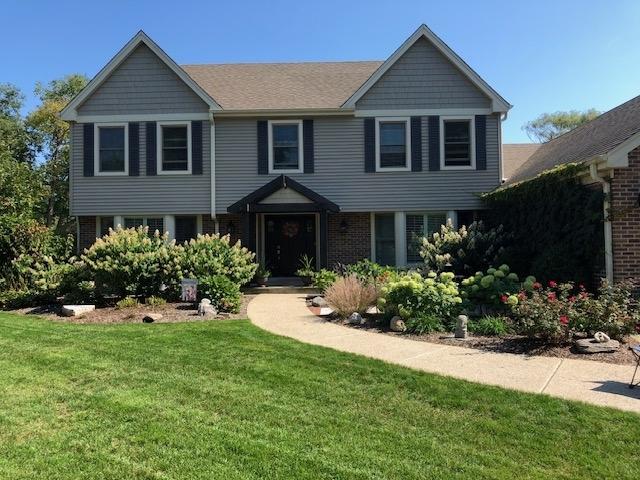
[{"xmin": 460, "ymin": 264, "xmax": 535, "ymax": 312}]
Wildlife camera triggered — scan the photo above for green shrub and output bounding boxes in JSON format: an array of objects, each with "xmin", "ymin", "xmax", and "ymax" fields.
[
  {"xmin": 0, "ymin": 289, "xmax": 51, "ymax": 309},
  {"xmin": 324, "ymin": 275, "xmax": 378, "ymax": 317},
  {"xmin": 468, "ymin": 316, "xmax": 509, "ymax": 336},
  {"xmin": 181, "ymin": 234, "xmax": 257, "ymax": 286},
  {"xmin": 199, "ymin": 274, "xmax": 242, "ymax": 313},
  {"xmin": 405, "ymin": 313, "xmax": 445, "ymax": 334},
  {"xmin": 420, "ymin": 221, "xmax": 510, "ymax": 276},
  {"xmin": 460, "ymin": 264, "xmax": 532, "ymax": 312},
  {"xmin": 62, "ymin": 280, "xmax": 96, "ymax": 305},
  {"xmin": 342, "ymin": 259, "xmax": 395, "ymax": 284},
  {"xmin": 145, "ymin": 295, "xmax": 166, "ymax": 307},
  {"xmin": 81, "ymin": 227, "xmax": 184, "ymax": 299},
  {"xmin": 379, "ymin": 271, "xmax": 462, "ymax": 323},
  {"xmin": 312, "ymin": 269, "xmax": 338, "ymax": 292},
  {"xmin": 116, "ymin": 297, "xmax": 139, "ymax": 309}
]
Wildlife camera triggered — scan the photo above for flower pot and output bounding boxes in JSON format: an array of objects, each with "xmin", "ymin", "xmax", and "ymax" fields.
[{"xmin": 256, "ymin": 277, "xmax": 268, "ymax": 287}]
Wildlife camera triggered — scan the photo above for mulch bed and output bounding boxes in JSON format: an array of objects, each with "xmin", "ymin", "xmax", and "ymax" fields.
[
  {"xmin": 323, "ymin": 310, "xmax": 639, "ymax": 366},
  {"xmin": 11, "ymin": 295, "xmax": 255, "ymax": 324}
]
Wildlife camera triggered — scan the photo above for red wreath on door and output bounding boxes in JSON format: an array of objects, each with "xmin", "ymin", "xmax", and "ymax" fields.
[{"xmin": 282, "ymin": 221, "xmax": 300, "ymax": 238}]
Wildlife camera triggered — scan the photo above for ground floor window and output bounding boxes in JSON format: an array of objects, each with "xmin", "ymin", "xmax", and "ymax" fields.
[
  {"xmin": 175, "ymin": 216, "xmax": 198, "ymax": 243},
  {"xmin": 405, "ymin": 213, "xmax": 447, "ymax": 263},
  {"xmin": 123, "ymin": 217, "xmax": 165, "ymax": 235},
  {"xmin": 374, "ymin": 213, "xmax": 396, "ymax": 266},
  {"xmin": 97, "ymin": 216, "xmax": 114, "ymax": 237}
]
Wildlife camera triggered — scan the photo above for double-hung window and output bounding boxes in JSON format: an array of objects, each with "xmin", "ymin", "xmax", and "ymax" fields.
[
  {"xmin": 441, "ymin": 117, "xmax": 475, "ymax": 169},
  {"xmin": 157, "ymin": 122, "xmax": 191, "ymax": 174},
  {"xmin": 405, "ymin": 213, "xmax": 447, "ymax": 264},
  {"xmin": 94, "ymin": 123, "xmax": 128, "ymax": 175},
  {"xmin": 373, "ymin": 213, "xmax": 396, "ymax": 266},
  {"xmin": 268, "ymin": 120, "xmax": 303, "ymax": 173},
  {"xmin": 376, "ymin": 117, "xmax": 410, "ymax": 171},
  {"xmin": 123, "ymin": 217, "xmax": 165, "ymax": 235}
]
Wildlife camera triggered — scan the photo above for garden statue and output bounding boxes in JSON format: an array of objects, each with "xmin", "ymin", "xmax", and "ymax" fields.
[{"xmin": 455, "ymin": 315, "xmax": 468, "ymax": 339}]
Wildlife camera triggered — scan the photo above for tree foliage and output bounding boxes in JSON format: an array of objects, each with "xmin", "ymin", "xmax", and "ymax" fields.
[{"xmin": 523, "ymin": 109, "xmax": 600, "ymax": 143}]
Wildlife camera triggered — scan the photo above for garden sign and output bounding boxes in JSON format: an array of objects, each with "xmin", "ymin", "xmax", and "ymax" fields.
[{"xmin": 181, "ymin": 278, "xmax": 198, "ymax": 302}]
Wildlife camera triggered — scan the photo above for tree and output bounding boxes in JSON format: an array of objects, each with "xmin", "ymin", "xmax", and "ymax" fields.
[
  {"xmin": 523, "ymin": 109, "xmax": 600, "ymax": 143},
  {"xmin": 26, "ymin": 74, "xmax": 88, "ymax": 232},
  {"xmin": 0, "ymin": 83, "xmax": 31, "ymax": 163}
]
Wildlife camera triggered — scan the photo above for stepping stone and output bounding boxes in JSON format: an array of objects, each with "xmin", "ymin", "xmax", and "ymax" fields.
[
  {"xmin": 61, "ymin": 305, "xmax": 95, "ymax": 317},
  {"xmin": 574, "ymin": 338, "xmax": 620, "ymax": 353}
]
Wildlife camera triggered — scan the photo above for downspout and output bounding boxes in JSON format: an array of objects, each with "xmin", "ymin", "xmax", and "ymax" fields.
[
  {"xmin": 589, "ymin": 163, "xmax": 613, "ymax": 283},
  {"xmin": 209, "ymin": 111, "xmax": 216, "ymax": 224}
]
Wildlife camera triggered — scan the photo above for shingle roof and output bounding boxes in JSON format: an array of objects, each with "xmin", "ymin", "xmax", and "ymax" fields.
[
  {"xmin": 181, "ymin": 61, "xmax": 383, "ymax": 110},
  {"xmin": 502, "ymin": 144, "xmax": 540, "ymax": 180},
  {"xmin": 505, "ymin": 94, "xmax": 640, "ymax": 185}
]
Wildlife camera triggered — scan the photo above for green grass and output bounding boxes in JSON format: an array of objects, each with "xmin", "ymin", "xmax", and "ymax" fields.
[{"xmin": 0, "ymin": 313, "xmax": 638, "ymax": 479}]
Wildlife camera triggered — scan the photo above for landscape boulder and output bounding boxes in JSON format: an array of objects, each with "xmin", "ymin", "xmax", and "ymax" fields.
[
  {"xmin": 142, "ymin": 313, "xmax": 163, "ymax": 323},
  {"xmin": 311, "ymin": 296, "xmax": 328, "ymax": 307},
  {"xmin": 575, "ymin": 338, "xmax": 620, "ymax": 353},
  {"xmin": 61, "ymin": 305, "xmax": 95, "ymax": 317},
  {"xmin": 347, "ymin": 312, "xmax": 363, "ymax": 325},
  {"xmin": 390, "ymin": 316, "xmax": 406, "ymax": 332}
]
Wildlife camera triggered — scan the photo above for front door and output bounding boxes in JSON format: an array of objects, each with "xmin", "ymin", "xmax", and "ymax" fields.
[{"xmin": 264, "ymin": 214, "xmax": 316, "ymax": 276}]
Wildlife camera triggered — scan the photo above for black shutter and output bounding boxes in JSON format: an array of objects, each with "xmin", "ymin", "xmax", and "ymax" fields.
[
  {"xmin": 428, "ymin": 116, "xmax": 440, "ymax": 171},
  {"xmin": 146, "ymin": 122, "xmax": 157, "ymax": 176},
  {"xmin": 303, "ymin": 119, "xmax": 314, "ymax": 173},
  {"xmin": 364, "ymin": 118, "xmax": 375, "ymax": 173},
  {"xmin": 475, "ymin": 115, "xmax": 487, "ymax": 170},
  {"xmin": 410, "ymin": 116, "xmax": 422, "ymax": 172},
  {"xmin": 83, "ymin": 123, "xmax": 94, "ymax": 176},
  {"xmin": 128, "ymin": 122, "xmax": 139, "ymax": 176},
  {"xmin": 192, "ymin": 120, "xmax": 203, "ymax": 175},
  {"xmin": 257, "ymin": 121, "xmax": 268, "ymax": 175}
]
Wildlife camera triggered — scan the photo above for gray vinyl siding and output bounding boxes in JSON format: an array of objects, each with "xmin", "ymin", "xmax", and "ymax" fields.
[
  {"xmin": 70, "ymin": 122, "xmax": 210, "ymax": 215},
  {"xmin": 215, "ymin": 115, "xmax": 500, "ymax": 214},
  {"xmin": 77, "ymin": 44, "xmax": 208, "ymax": 115},
  {"xmin": 355, "ymin": 37, "xmax": 491, "ymax": 110}
]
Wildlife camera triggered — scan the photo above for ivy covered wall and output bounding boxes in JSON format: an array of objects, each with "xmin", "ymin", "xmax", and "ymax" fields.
[{"xmin": 481, "ymin": 165, "xmax": 604, "ymax": 286}]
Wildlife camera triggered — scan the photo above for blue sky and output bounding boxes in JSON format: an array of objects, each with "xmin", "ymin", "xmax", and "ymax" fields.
[{"xmin": 3, "ymin": 0, "xmax": 639, "ymax": 142}]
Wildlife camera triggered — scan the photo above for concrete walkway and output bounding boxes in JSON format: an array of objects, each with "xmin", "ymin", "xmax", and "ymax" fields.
[{"xmin": 248, "ymin": 293, "xmax": 640, "ymax": 413}]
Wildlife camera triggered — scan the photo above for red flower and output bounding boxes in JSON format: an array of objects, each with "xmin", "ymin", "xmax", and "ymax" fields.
[
  {"xmin": 532, "ymin": 282, "xmax": 542, "ymax": 290},
  {"xmin": 548, "ymin": 280, "xmax": 558, "ymax": 288},
  {"xmin": 547, "ymin": 292, "xmax": 557, "ymax": 302},
  {"xmin": 568, "ymin": 295, "xmax": 576, "ymax": 303},
  {"xmin": 559, "ymin": 315, "xmax": 569, "ymax": 325},
  {"xmin": 500, "ymin": 294, "xmax": 508, "ymax": 303}
]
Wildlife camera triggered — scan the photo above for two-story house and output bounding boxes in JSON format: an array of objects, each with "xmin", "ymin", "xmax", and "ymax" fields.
[{"xmin": 61, "ymin": 24, "xmax": 511, "ymax": 276}]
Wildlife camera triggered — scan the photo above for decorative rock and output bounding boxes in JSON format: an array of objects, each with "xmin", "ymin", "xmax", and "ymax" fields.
[
  {"xmin": 575, "ymin": 338, "xmax": 620, "ymax": 353},
  {"xmin": 594, "ymin": 331, "xmax": 610, "ymax": 343},
  {"xmin": 455, "ymin": 315, "xmax": 468, "ymax": 339},
  {"xmin": 61, "ymin": 305, "xmax": 95, "ymax": 317},
  {"xmin": 390, "ymin": 316, "xmax": 406, "ymax": 332},
  {"xmin": 318, "ymin": 307, "xmax": 334, "ymax": 316},
  {"xmin": 347, "ymin": 312, "xmax": 363, "ymax": 325},
  {"xmin": 366, "ymin": 305, "xmax": 381, "ymax": 315},
  {"xmin": 311, "ymin": 296, "xmax": 328, "ymax": 307},
  {"xmin": 142, "ymin": 313, "xmax": 163, "ymax": 323}
]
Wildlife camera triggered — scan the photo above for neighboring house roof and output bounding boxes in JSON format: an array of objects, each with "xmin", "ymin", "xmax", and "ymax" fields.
[
  {"xmin": 506, "ymin": 94, "xmax": 640, "ymax": 185},
  {"xmin": 182, "ymin": 61, "xmax": 382, "ymax": 111},
  {"xmin": 502, "ymin": 143, "xmax": 541, "ymax": 180}
]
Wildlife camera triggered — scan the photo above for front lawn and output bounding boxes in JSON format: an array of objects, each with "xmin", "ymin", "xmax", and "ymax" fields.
[{"xmin": 0, "ymin": 313, "xmax": 638, "ymax": 479}]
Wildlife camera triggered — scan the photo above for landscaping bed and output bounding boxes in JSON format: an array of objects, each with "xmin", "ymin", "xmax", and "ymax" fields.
[{"xmin": 11, "ymin": 295, "xmax": 255, "ymax": 324}]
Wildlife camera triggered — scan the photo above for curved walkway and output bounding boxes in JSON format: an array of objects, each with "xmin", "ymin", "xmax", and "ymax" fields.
[{"xmin": 248, "ymin": 293, "xmax": 640, "ymax": 413}]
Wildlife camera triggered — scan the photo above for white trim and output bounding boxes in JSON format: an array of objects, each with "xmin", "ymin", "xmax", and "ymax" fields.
[
  {"xmin": 267, "ymin": 119, "xmax": 304, "ymax": 174},
  {"xmin": 343, "ymin": 24, "xmax": 511, "ymax": 113},
  {"xmin": 439, "ymin": 116, "xmax": 476, "ymax": 171},
  {"xmin": 75, "ymin": 113, "xmax": 210, "ymax": 123},
  {"xmin": 394, "ymin": 212, "xmax": 406, "ymax": 267},
  {"xmin": 209, "ymin": 113, "xmax": 216, "ymax": 219},
  {"xmin": 61, "ymin": 31, "xmax": 221, "ymax": 121},
  {"xmin": 375, "ymin": 117, "xmax": 411, "ymax": 172},
  {"xmin": 355, "ymin": 108, "xmax": 491, "ymax": 117},
  {"xmin": 94, "ymin": 123, "xmax": 129, "ymax": 176},
  {"xmin": 607, "ymin": 130, "xmax": 640, "ymax": 168},
  {"xmin": 157, "ymin": 121, "xmax": 192, "ymax": 175},
  {"xmin": 370, "ymin": 212, "xmax": 376, "ymax": 262}
]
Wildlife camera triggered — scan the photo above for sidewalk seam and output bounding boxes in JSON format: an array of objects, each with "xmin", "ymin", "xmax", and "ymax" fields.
[{"xmin": 539, "ymin": 359, "xmax": 564, "ymax": 393}]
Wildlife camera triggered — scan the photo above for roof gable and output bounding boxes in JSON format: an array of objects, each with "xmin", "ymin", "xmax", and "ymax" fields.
[
  {"xmin": 61, "ymin": 31, "xmax": 221, "ymax": 120},
  {"xmin": 343, "ymin": 24, "xmax": 511, "ymax": 113}
]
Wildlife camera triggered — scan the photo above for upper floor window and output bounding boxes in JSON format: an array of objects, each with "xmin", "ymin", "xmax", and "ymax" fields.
[
  {"xmin": 157, "ymin": 122, "xmax": 191, "ymax": 174},
  {"xmin": 441, "ymin": 117, "xmax": 475, "ymax": 169},
  {"xmin": 376, "ymin": 117, "xmax": 410, "ymax": 171},
  {"xmin": 94, "ymin": 123, "xmax": 128, "ymax": 175},
  {"xmin": 268, "ymin": 120, "xmax": 303, "ymax": 173}
]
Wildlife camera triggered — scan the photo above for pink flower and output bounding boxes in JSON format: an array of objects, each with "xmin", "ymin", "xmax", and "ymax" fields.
[
  {"xmin": 548, "ymin": 280, "xmax": 558, "ymax": 288},
  {"xmin": 547, "ymin": 292, "xmax": 557, "ymax": 302},
  {"xmin": 533, "ymin": 282, "xmax": 542, "ymax": 290},
  {"xmin": 518, "ymin": 291, "xmax": 526, "ymax": 300},
  {"xmin": 559, "ymin": 315, "xmax": 569, "ymax": 325},
  {"xmin": 500, "ymin": 295, "xmax": 508, "ymax": 303},
  {"xmin": 568, "ymin": 296, "xmax": 576, "ymax": 303}
]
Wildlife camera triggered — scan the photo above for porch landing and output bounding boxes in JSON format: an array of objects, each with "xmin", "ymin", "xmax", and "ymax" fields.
[{"xmin": 243, "ymin": 277, "xmax": 320, "ymax": 295}]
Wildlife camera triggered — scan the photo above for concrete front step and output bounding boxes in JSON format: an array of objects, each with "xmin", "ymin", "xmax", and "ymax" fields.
[{"xmin": 244, "ymin": 285, "xmax": 320, "ymax": 295}]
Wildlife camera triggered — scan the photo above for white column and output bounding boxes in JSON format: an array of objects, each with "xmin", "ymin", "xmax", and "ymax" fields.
[
  {"xmin": 164, "ymin": 215, "xmax": 175, "ymax": 240},
  {"xmin": 394, "ymin": 212, "xmax": 406, "ymax": 267}
]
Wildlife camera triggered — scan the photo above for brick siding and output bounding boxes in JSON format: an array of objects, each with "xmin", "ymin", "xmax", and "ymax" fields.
[
  {"xmin": 77, "ymin": 216, "xmax": 97, "ymax": 252},
  {"xmin": 611, "ymin": 146, "xmax": 640, "ymax": 283},
  {"xmin": 327, "ymin": 212, "xmax": 371, "ymax": 267},
  {"xmin": 216, "ymin": 214, "xmax": 243, "ymax": 245}
]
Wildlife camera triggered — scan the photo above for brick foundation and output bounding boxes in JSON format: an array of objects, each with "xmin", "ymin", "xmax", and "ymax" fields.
[
  {"xmin": 327, "ymin": 212, "xmax": 371, "ymax": 267},
  {"xmin": 611, "ymin": 146, "xmax": 640, "ymax": 283},
  {"xmin": 77, "ymin": 216, "xmax": 97, "ymax": 252}
]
